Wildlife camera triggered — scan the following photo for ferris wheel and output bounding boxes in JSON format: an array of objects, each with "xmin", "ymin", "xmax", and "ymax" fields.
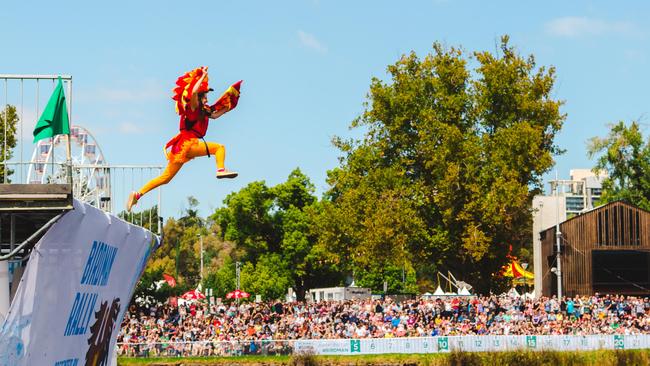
[{"xmin": 27, "ymin": 125, "xmax": 111, "ymax": 211}]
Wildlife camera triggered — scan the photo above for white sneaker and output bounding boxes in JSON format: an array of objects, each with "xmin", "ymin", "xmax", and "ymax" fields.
[{"xmin": 217, "ymin": 170, "xmax": 238, "ymax": 179}]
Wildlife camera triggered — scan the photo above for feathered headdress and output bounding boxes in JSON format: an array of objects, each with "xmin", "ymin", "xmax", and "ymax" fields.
[{"xmin": 172, "ymin": 67, "xmax": 210, "ymax": 115}]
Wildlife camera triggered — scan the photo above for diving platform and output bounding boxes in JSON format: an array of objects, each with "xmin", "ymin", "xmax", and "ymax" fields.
[
  {"xmin": 0, "ymin": 184, "xmax": 72, "ymax": 260},
  {"xmin": 0, "ymin": 184, "xmax": 72, "ymax": 211}
]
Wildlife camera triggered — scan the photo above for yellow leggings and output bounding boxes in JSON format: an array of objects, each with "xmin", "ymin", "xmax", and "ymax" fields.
[{"xmin": 138, "ymin": 142, "xmax": 225, "ymax": 195}]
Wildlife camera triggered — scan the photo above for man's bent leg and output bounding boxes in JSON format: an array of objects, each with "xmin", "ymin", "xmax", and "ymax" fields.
[
  {"xmin": 187, "ymin": 142, "xmax": 237, "ymax": 179},
  {"xmin": 139, "ymin": 162, "xmax": 183, "ymax": 195},
  {"xmin": 127, "ymin": 162, "xmax": 183, "ymax": 211}
]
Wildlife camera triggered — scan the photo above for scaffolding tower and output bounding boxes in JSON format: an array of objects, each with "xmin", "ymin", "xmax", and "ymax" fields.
[{"xmin": 0, "ymin": 74, "xmax": 163, "ymax": 319}]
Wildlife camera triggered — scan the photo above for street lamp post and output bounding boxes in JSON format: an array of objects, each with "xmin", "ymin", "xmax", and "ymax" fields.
[
  {"xmin": 198, "ymin": 234, "xmax": 204, "ymax": 282},
  {"xmin": 553, "ymin": 171, "xmax": 563, "ymax": 299},
  {"xmin": 236, "ymin": 261, "xmax": 241, "ymax": 290},
  {"xmin": 521, "ymin": 262, "xmax": 529, "ymax": 293}
]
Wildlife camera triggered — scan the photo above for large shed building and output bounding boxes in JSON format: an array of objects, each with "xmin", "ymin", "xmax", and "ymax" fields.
[{"xmin": 540, "ymin": 201, "xmax": 650, "ymax": 297}]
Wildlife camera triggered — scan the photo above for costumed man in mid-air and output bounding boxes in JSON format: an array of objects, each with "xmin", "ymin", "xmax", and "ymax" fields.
[{"xmin": 127, "ymin": 66, "xmax": 242, "ymax": 211}]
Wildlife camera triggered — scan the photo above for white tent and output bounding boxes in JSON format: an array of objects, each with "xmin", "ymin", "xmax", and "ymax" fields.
[
  {"xmin": 457, "ymin": 287, "xmax": 471, "ymax": 296},
  {"xmin": 433, "ymin": 286, "xmax": 445, "ymax": 296},
  {"xmin": 506, "ymin": 288, "xmax": 520, "ymax": 298}
]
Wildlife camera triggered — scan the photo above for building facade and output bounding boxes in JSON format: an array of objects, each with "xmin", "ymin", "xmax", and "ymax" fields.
[
  {"xmin": 308, "ymin": 286, "xmax": 372, "ymax": 302},
  {"xmin": 561, "ymin": 169, "xmax": 604, "ymax": 215},
  {"xmin": 539, "ymin": 201, "xmax": 650, "ymax": 297}
]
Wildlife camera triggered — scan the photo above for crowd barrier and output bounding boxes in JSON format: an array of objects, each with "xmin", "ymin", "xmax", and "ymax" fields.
[
  {"xmin": 116, "ymin": 340, "xmax": 294, "ymax": 357},
  {"xmin": 117, "ymin": 334, "xmax": 650, "ymax": 357}
]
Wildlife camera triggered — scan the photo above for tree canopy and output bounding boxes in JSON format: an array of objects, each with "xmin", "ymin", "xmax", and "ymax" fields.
[
  {"xmin": 0, "ymin": 105, "xmax": 19, "ymax": 181},
  {"xmin": 212, "ymin": 168, "xmax": 342, "ymax": 299},
  {"xmin": 588, "ymin": 121, "xmax": 650, "ymax": 210},
  {"xmin": 318, "ymin": 36, "xmax": 564, "ymax": 293}
]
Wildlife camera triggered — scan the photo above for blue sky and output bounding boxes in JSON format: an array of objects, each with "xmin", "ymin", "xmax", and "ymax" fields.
[{"xmin": 1, "ymin": 1, "xmax": 650, "ymax": 218}]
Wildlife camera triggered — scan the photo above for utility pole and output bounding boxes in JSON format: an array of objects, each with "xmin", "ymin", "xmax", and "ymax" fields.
[
  {"xmin": 236, "ymin": 261, "xmax": 241, "ymax": 290},
  {"xmin": 554, "ymin": 170, "xmax": 563, "ymax": 299},
  {"xmin": 235, "ymin": 261, "xmax": 243, "ymax": 304},
  {"xmin": 198, "ymin": 234, "xmax": 204, "ymax": 282}
]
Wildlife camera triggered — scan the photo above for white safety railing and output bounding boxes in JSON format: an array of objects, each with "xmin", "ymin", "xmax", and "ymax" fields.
[
  {"xmin": 116, "ymin": 334, "xmax": 650, "ymax": 358},
  {"xmin": 3, "ymin": 162, "xmax": 163, "ymax": 230},
  {"xmin": 116, "ymin": 340, "xmax": 295, "ymax": 358},
  {"xmin": 0, "ymin": 75, "xmax": 163, "ymax": 232}
]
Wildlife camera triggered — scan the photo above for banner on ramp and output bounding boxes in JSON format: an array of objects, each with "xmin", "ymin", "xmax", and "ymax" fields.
[{"xmin": 0, "ymin": 200, "xmax": 159, "ymax": 366}]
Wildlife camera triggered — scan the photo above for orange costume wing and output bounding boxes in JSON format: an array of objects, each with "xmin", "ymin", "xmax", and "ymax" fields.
[{"xmin": 211, "ymin": 80, "xmax": 243, "ymax": 113}]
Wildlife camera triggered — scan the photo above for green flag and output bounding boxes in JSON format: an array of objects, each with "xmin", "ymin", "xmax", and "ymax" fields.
[{"xmin": 33, "ymin": 76, "xmax": 70, "ymax": 142}]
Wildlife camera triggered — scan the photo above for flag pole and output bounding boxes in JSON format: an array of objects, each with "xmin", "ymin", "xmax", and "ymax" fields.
[{"xmin": 65, "ymin": 77, "xmax": 73, "ymax": 186}]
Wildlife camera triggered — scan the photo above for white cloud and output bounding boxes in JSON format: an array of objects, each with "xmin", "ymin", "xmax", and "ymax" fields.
[
  {"xmin": 298, "ymin": 30, "xmax": 328, "ymax": 53},
  {"xmin": 545, "ymin": 16, "xmax": 638, "ymax": 38},
  {"xmin": 118, "ymin": 122, "xmax": 142, "ymax": 134}
]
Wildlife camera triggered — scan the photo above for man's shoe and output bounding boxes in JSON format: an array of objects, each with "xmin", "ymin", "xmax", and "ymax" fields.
[
  {"xmin": 217, "ymin": 169, "xmax": 238, "ymax": 179},
  {"xmin": 126, "ymin": 191, "xmax": 141, "ymax": 212}
]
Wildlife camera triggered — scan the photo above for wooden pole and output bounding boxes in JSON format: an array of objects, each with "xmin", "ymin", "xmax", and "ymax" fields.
[{"xmin": 66, "ymin": 78, "xmax": 73, "ymax": 186}]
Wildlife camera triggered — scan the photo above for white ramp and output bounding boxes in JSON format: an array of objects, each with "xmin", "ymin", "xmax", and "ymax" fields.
[{"xmin": 0, "ymin": 199, "xmax": 159, "ymax": 366}]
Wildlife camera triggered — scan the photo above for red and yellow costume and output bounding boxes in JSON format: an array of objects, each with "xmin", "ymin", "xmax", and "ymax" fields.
[{"xmin": 127, "ymin": 67, "xmax": 242, "ymax": 210}]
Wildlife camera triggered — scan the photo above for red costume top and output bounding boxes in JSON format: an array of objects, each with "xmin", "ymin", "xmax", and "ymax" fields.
[
  {"xmin": 165, "ymin": 108, "xmax": 210, "ymax": 156},
  {"xmin": 181, "ymin": 108, "xmax": 209, "ymax": 137}
]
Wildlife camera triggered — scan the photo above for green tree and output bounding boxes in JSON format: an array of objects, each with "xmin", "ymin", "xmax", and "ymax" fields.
[
  {"xmin": 240, "ymin": 253, "xmax": 293, "ymax": 300},
  {"xmin": 118, "ymin": 205, "xmax": 160, "ymax": 233},
  {"xmin": 319, "ymin": 36, "xmax": 564, "ymax": 293},
  {"xmin": 588, "ymin": 121, "xmax": 650, "ymax": 210},
  {"xmin": 132, "ymin": 195, "xmax": 241, "ymax": 306},
  {"xmin": 132, "ymin": 266, "xmax": 181, "ymax": 307},
  {"xmin": 354, "ymin": 262, "xmax": 418, "ymax": 295},
  {"xmin": 214, "ymin": 181, "xmax": 277, "ymax": 261},
  {"xmin": 0, "ymin": 105, "xmax": 19, "ymax": 181},
  {"xmin": 178, "ymin": 196, "xmax": 204, "ymax": 228},
  {"xmin": 203, "ymin": 256, "xmax": 237, "ymax": 298},
  {"xmin": 213, "ymin": 168, "xmax": 342, "ymax": 299},
  {"xmin": 139, "ymin": 197, "xmax": 216, "ymax": 292}
]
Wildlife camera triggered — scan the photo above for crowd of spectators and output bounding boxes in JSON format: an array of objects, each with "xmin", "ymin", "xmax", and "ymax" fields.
[{"xmin": 116, "ymin": 294, "xmax": 650, "ymax": 357}]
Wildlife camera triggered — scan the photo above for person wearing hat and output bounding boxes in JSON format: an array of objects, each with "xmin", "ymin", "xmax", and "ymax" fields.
[{"xmin": 127, "ymin": 66, "xmax": 242, "ymax": 211}]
